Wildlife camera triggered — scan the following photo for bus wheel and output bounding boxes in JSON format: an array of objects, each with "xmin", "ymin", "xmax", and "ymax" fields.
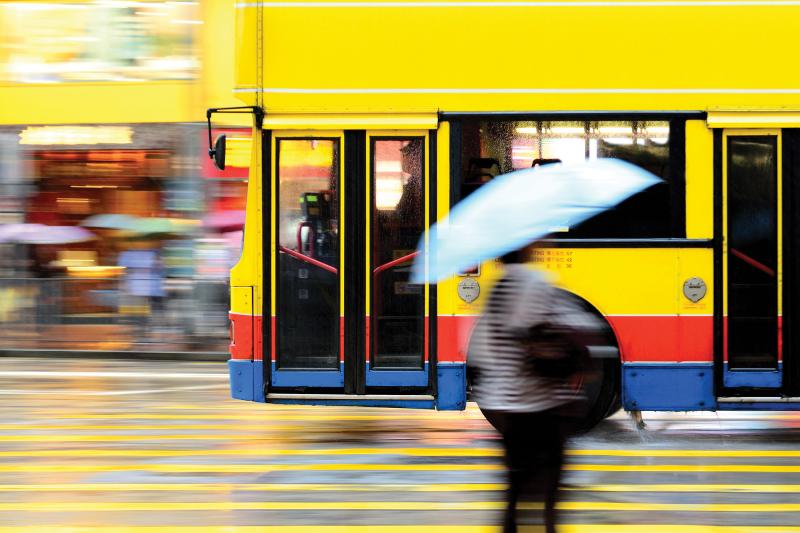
[
  {"xmin": 555, "ymin": 290, "xmax": 621, "ymax": 431},
  {"xmin": 576, "ymin": 353, "xmax": 621, "ymax": 431}
]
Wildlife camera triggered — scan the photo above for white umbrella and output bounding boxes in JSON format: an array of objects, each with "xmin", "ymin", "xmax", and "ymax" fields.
[{"xmin": 411, "ymin": 159, "xmax": 662, "ymax": 283}]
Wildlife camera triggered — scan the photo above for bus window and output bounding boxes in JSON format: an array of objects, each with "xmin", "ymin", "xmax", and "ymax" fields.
[
  {"xmin": 727, "ymin": 136, "xmax": 778, "ymax": 369},
  {"xmin": 371, "ymin": 138, "xmax": 425, "ymax": 370},
  {"xmin": 276, "ymin": 138, "xmax": 340, "ymax": 370},
  {"xmin": 459, "ymin": 120, "xmax": 675, "ymax": 238}
]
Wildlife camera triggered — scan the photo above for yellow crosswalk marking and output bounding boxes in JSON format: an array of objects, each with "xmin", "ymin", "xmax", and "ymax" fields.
[
  {"xmin": 0, "ymin": 463, "xmax": 502, "ymax": 473},
  {"xmin": 567, "ymin": 464, "xmax": 800, "ymax": 473},
  {"xmin": 0, "ymin": 446, "xmax": 799, "ymax": 458},
  {"xmin": 0, "ymin": 462, "xmax": 798, "ymax": 473},
  {"xmin": 4, "ymin": 413, "xmax": 469, "ymax": 421},
  {"xmin": 0, "ymin": 446, "xmax": 503, "ymax": 457},
  {"xmin": 571, "ymin": 483, "xmax": 800, "ymax": 493},
  {"xmin": 0, "ymin": 483, "xmax": 506, "ymax": 492},
  {"xmin": 0, "ymin": 501, "xmax": 799, "ymax": 512},
  {"xmin": 0, "ymin": 524, "xmax": 800, "ymax": 533},
  {"xmin": 0, "ymin": 482, "xmax": 798, "ymax": 493},
  {"xmin": 0, "ymin": 434, "xmax": 311, "ymax": 442},
  {"xmin": 569, "ymin": 449, "xmax": 800, "ymax": 458}
]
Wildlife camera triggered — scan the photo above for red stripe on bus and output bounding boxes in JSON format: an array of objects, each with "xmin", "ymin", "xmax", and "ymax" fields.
[
  {"xmin": 365, "ymin": 316, "xmax": 370, "ymax": 363},
  {"xmin": 438, "ymin": 315, "xmax": 477, "ymax": 363},
  {"xmin": 254, "ymin": 315, "xmax": 263, "ymax": 361},
  {"xmin": 271, "ymin": 316, "xmax": 277, "ymax": 363},
  {"xmin": 236, "ymin": 313, "xmax": 715, "ymax": 365},
  {"xmin": 340, "ymin": 316, "xmax": 345, "ymax": 364},
  {"xmin": 424, "ymin": 316, "xmax": 430, "ymax": 363},
  {"xmin": 229, "ymin": 312, "xmax": 253, "ymax": 361},
  {"xmin": 607, "ymin": 315, "xmax": 713, "ymax": 363},
  {"xmin": 438, "ymin": 314, "xmax": 714, "ymax": 365}
]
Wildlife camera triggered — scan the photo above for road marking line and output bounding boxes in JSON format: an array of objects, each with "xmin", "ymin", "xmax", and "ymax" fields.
[
  {"xmin": 0, "ymin": 464, "xmax": 503, "ymax": 473},
  {"xmin": 1, "ymin": 501, "xmax": 800, "ymax": 512},
  {"xmin": 569, "ymin": 449, "xmax": 800, "ymax": 457},
  {"xmin": 0, "ymin": 371, "xmax": 228, "ymax": 380},
  {"xmin": 566, "ymin": 464, "xmax": 800, "ymax": 473},
  {"xmin": 0, "ymin": 413, "xmax": 479, "ymax": 420},
  {"xmin": 0, "ymin": 483, "xmax": 507, "ymax": 492},
  {"xmin": 1, "ymin": 447, "xmax": 800, "ymax": 458},
  {"xmin": 0, "ymin": 527, "xmax": 798, "ymax": 533},
  {"xmin": 0, "ymin": 482, "xmax": 798, "ymax": 493},
  {"xmin": 0, "ymin": 444, "xmax": 503, "ymax": 457},
  {"xmin": 0, "ymin": 463, "xmax": 799, "ymax": 473},
  {"xmin": 0, "ymin": 385, "xmax": 229, "ymax": 396},
  {"xmin": 570, "ymin": 483, "xmax": 800, "ymax": 493}
]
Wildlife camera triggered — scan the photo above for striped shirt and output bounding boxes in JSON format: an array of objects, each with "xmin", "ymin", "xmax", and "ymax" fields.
[{"xmin": 468, "ymin": 264, "xmax": 575, "ymax": 413}]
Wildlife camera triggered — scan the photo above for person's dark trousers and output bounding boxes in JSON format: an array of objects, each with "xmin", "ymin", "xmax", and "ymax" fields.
[{"xmin": 481, "ymin": 408, "xmax": 570, "ymax": 533}]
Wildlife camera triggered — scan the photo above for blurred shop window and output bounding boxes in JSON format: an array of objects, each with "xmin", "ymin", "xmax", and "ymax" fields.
[
  {"xmin": 459, "ymin": 120, "xmax": 676, "ymax": 238},
  {"xmin": 0, "ymin": 2, "xmax": 198, "ymax": 83}
]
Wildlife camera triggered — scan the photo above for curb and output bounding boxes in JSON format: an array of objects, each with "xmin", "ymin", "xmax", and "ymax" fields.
[{"xmin": 0, "ymin": 349, "xmax": 228, "ymax": 362}]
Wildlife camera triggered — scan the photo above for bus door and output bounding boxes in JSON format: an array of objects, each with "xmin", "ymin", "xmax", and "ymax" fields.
[
  {"xmin": 270, "ymin": 132, "xmax": 431, "ymax": 393},
  {"xmin": 721, "ymin": 130, "xmax": 783, "ymax": 391},
  {"xmin": 366, "ymin": 133, "xmax": 429, "ymax": 388}
]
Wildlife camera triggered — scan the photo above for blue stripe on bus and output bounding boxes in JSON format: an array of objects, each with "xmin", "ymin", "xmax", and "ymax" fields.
[
  {"xmin": 723, "ymin": 362, "xmax": 782, "ymax": 388},
  {"xmin": 270, "ymin": 362, "xmax": 345, "ymax": 388},
  {"xmin": 718, "ymin": 401, "xmax": 800, "ymax": 411},
  {"xmin": 436, "ymin": 362, "xmax": 467, "ymax": 411},
  {"xmin": 269, "ymin": 399, "xmax": 436, "ymax": 409},
  {"xmin": 622, "ymin": 363, "xmax": 715, "ymax": 411},
  {"xmin": 228, "ymin": 359, "xmax": 264, "ymax": 402},
  {"xmin": 229, "ymin": 360, "xmax": 468, "ymax": 409},
  {"xmin": 365, "ymin": 364, "xmax": 428, "ymax": 387}
]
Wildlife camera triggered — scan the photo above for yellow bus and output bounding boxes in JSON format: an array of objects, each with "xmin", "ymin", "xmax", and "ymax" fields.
[{"xmin": 212, "ymin": 0, "xmax": 800, "ymax": 420}]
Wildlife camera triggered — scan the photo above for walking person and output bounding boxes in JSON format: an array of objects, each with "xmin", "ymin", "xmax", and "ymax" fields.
[{"xmin": 468, "ymin": 245, "xmax": 588, "ymax": 533}]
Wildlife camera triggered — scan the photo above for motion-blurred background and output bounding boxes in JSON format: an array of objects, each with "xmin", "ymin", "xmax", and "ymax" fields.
[{"xmin": 0, "ymin": 1, "xmax": 247, "ymax": 355}]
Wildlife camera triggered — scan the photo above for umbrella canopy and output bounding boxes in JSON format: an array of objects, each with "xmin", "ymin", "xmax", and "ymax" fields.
[
  {"xmin": 0, "ymin": 223, "xmax": 95, "ymax": 245},
  {"xmin": 121, "ymin": 217, "xmax": 197, "ymax": 238},
  {"xmin": 203, "ymin": 210, "xmax": 246, "ymax": 233},
  {"xmin": 411, "ymin": 159, "xmax": 662, "ymax": 283},
  {"xmin": 0, "ymin": 223, "xmax": 43, "ymax": 243},
  {"xmin": 81, "ymin": 213, "xmax": 138, "ymax": 230}
]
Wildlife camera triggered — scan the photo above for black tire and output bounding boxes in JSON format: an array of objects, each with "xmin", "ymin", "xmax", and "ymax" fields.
[{"xmin": 554, "ymin": 290, "xmax": 621, "ymax": 431}]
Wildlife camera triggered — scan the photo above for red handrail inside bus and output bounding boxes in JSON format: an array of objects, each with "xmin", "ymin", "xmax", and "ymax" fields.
[
  {"xmin": 373, "ymin": 251, "xmax": 419, "ymax": 276},
  {"xmin": 279, "ymin": 246, "xmax": 338, "ymax": 275},
  {"xmin": 729, "ymin": 248, "xmax": 775, "ymax": 277}
]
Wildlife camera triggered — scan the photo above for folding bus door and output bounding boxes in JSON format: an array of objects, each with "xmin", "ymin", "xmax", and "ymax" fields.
[
  {"xmin": 271, "ymin": 135, "xmax": 345, "ymax": 389},
  {"xmin": 365, "ymin": 133, "xmax": 430, "ymax": 388},
  {"xmin": 269, "ymin": 131, "xmax": 432, "ymax": 393}
]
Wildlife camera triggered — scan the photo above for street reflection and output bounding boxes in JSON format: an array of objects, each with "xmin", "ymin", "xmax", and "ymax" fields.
[{"xmin": 1, "ymin": 358, "xmax": 799, "ymax": 530}]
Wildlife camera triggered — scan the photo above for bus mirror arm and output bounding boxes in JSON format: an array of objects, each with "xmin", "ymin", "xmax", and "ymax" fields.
[{"xmin": 205, "ymin": 106, "xmax": 266, "ymax": 170}]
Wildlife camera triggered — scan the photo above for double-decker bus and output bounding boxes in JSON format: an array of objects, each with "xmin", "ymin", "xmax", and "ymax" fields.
[{"xmin": 213, "ymin": 0, "xmax": 800, "ymax": 422}]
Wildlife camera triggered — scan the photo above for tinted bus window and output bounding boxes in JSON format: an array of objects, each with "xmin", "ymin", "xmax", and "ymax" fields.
[
  {"xmin": 371, "ymin": 138, "xmax": 425, "ymax": 370},
  {"xmin": 276, "ymin": 139, "xmax": 340, "ymax": 370},
  {"xmin": 727, "ymin": 136, "xmax": 778, "ymax": 369},
  {"xmin": 459, "ymin": 120, "xmax": 675, "ymax": 238}
]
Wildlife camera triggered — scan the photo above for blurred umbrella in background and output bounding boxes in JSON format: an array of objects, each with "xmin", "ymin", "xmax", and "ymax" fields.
[
  {"xmin": 0, "ymin": 223, "xmax": 43, "ymax": 243},
  {"xmin": 81, "ymin": 214, "xmax": 138, "ymax": 230},
  {"xmin": 412, "ymin": 159, "xmax": 662, "ymax": 283},
  {"xmin": 203, "ymin": 210, "xmax": 246, "ymax": 233},
  {"xmin": 121, "ymin": 217, "xmax": 198, "ymax": 240},
  {"xmin": 0, "ymin": 223, "xmax": 95, "ymax": 245}
]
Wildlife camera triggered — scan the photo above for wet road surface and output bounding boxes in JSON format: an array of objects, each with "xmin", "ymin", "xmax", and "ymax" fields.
[{"xmin": 0, "ymin": 358, "xmax": 799, "ymax": 532}]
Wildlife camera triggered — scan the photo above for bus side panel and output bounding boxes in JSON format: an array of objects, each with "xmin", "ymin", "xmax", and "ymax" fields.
[
  {"xmin": 454, "ymin": 248, "xmax": 716, "ymax": 411},
  {"xmin": 238, "ymin": 3, "xmax": 800, "ymax": 113},
  {"xmin": 228, "ymin": 127, "xmax": 266, "ymax": 403}
]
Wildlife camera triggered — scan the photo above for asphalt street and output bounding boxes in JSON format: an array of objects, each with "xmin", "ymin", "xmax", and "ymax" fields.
[{"xmin": 0, "ymin": 357, "xmax": 799, "ymax": 532}]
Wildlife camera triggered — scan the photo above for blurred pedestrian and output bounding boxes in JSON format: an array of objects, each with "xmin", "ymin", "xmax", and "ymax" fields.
[
  {"xmin": 118, "ymin": 246, "xmax": 165, "ymax": 340},
  {"xmin": 468, "ymin": 244, "xmax": 590, "ymax": 533}
]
